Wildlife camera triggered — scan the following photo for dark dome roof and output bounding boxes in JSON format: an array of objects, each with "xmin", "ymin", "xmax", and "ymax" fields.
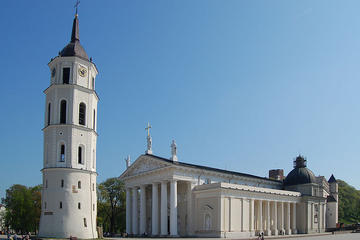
[
  {"xmin": 59, "ymin": 15, "xmax": 89, "ymax": 60},
  {"xmin": 283, "ymin": 155, "xmax": 316, "ymax": 186}
]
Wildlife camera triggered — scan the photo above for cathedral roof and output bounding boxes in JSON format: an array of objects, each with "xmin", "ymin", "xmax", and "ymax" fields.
[
  {"xmin": 328, "ymin": 174, "xmax": 337, "ymax": 183},
  {"xmin": 59, "ymin": 14, "xmax": 89, "ymax": 60},
  {"xmin": 146, "ymin": 154, "xmax": 282, "ymax": 183},
  {"xmin": 327, "ymin": 195, "xmax": 337, "ymax": 202},
  {"xmin": 283, "ymin": 155, "xmax": 316, "ymax": 186}
]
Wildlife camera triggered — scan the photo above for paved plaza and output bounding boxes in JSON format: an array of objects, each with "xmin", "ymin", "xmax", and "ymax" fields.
[{"xmin": 1, "ymin": 233, "xmax": 360, "ymax": 240}]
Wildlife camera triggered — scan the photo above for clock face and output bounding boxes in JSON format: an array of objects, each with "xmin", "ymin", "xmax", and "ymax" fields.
[
  {"xmin": 51, "ymin": 68, "xmax": 56, "ymax": 78},
  {"xmin": 78, "ymin": 67, "xmax": 87, "ymax": 77}
]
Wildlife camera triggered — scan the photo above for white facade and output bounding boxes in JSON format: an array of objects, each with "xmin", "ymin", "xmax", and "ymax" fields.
[
  {"xmin": 120, "ymin": 154, "xmax": 338, "ymax": 238},
  {"xmin": 38, "ymin": 14, "xmax": 98, "ymax": 239}
]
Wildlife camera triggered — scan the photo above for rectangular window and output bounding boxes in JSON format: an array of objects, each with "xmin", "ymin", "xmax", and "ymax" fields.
[
  {"xmin": 61, "ymin": 179, "xmax": 64, "ymax": 188},
  {"xmin": 60, "ymin": 201, "xmax": 62, "ymax": 209},
  {"xmin": 78, "ymin": 146, "xmax": 82, "ymax": 164},
  {"xmin": 92, "ymin": 183, "xmax": 95, "ymax": 191},
  {"xmin": 63, "ymin": 68, "xmax": 70, "ymax": 84},
  {"xmin": 83, "ymin": 218, "xmax": 87, "ymax": 227},
  {"xmin": 78, "ymin": 202, "xmax": 81, "ymax": 209},
  {"xmin": 60, "ymin": 145, "xmax": 65, "ymax": 162},
  {"xmin": 93, "ymin": 204, "xmax": 95, "ymax": 211},
  {"xmin": 91, "ymin": 77, "xmax": 95, "ymax": 89}
]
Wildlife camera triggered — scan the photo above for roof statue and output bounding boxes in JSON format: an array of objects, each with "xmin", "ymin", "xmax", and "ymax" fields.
[
  {"xmin": 171, "ymin": 140, "xmax": 178, "ymax": 162},
  {"xmin": 125, "ymin": 155, "xmax": 131, "ymax": 169},
  {"xmin": 145, "ymin": 123, "xmax": 153, "ymax": 154}
]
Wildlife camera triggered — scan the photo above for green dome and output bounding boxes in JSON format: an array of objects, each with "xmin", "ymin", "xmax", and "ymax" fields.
[{"xmin": 283, "ymin": 155, "xmax": 316, "ymax": 186}]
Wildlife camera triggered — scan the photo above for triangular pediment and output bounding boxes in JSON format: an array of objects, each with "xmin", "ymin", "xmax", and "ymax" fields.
[{"xmin": 120, "ymin": 155, "xmax": 171, "ymax": 179}]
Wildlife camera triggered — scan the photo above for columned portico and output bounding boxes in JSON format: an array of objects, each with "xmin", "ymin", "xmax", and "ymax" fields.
[
  {"xmin": 265, "ymin": 201, "xmax": 271, "ymax": 236},
  {"xmin": 292, "ymin": 202, "xmax": 297, "ymax": 234},
  {"xmin": 160, "ymin": 181, "xmax": 168, "ymax": 235},
  {"xmin": 285, "ymin": 202, "xmax": 291, "ymax": 235},
  {"xmin": 126, "ymin": 188, "xmax": 132, "ymax": 234},
  {"xmin": 170, "ymin": 180, "xmax": 178, "ymax": 236},
  {"xmin": 272, "ymin": 201, "xmax": 278, "ymax": 236},
  {"xmin": 152, "ymin": 183, "xmax": 159, "ymax": 236},
  {"xmin": 132, "ymin": 187, "xmax": 139, "ymax": 235},
  {"xmin": 139, "ymin": 185, "xmax": 146, "ymax": 234}
]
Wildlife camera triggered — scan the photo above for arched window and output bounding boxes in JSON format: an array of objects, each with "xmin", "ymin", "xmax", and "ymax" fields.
[
  {"xmin": 47, "ymin": 103, "xmax": 51, "ymax": 126},
  {"xmin": 78, "ymin": 146, "xmax": 83, "ymax": 164},
  {"xmin": 60, "ymin": 144, "xmax": 65, "ymax": 162},
  {"xmin": 93, "ymin": 110, "xmax": 96, "ymax": 130},
  {"xmin": 60, "ymin": 100, "xmax": 67, "ymax": 124},
  {"xmin": 78, "ymin": 181, "xmax": 81, "ymax": 189},
  {"xmin": 79, "ymin": 103, "xmax": 86, "ymax": 125}
]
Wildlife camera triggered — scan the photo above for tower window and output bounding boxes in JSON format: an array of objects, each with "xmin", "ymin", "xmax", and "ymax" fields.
[
  {"xmin": 93, "ymin": 204, "xmax": 95, "ymax": 211},
  {"xmin": 91, "ymin": 77, "xmax": 95, "ymax": 89},
  {"xmin": 61, "ymin": 179, "xmax": 64, "ymax": 188},
  {"xmin": 60, "ymin": 144, "xmax": 65, "ymax": 162},
  {"xmin": 60, "ymin": 100, "xmax": 67, "ymax": 124},
  {"xmin": 45, "ymin": 179, "xmax": 48, "ymax": 188},
  {"xmin": 78, "ymin": 181, "xmax": 81, "ymax": 189},
  {"xmin": 92, "ymin": 183, "xmax": 95, "ymax": 191},
  {"xmin": 47, "ymin": 103, "xmax": 51, "ymax": 126},
  {"xmin": 78, "ymin": 202, "xmax": 81, "ymax": 209},
  {"xmin": 60, "ymin": 201, "xmax": 62, "ymax": 209},
  {"xmin": 78, "ymin": 146, "xmax": 83, "ymax": 164},
  {"xmin": 79, "ymin": 103, "xmax": 86, "ymax": 125},
  {"xmin": 83, "ymin": 218, "xmax": 87, "ymax": 227},
  {"xmin": 63, "ymin": 67, "xmax": 70, "ymax": 84},
  {"xmin": 44, "ymin": 202, "xmax": 47, "ymax": 209}
]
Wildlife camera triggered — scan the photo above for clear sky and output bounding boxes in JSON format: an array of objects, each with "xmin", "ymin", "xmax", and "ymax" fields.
[{"xmin": 1, "ymin": 0, "xmax": 360, "ymax": 199}]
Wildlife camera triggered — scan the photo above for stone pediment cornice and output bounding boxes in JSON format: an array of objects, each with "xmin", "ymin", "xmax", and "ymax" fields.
[{"xmin": 120, "ymin": 154, "xmax": 172, "ymax": 180}]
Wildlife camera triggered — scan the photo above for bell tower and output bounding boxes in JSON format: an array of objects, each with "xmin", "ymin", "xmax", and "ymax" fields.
[{"xmin": 38, "ymin": 11, "xmax": 99, "ymax": 239}]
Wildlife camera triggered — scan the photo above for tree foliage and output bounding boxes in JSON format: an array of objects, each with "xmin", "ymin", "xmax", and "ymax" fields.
[
  {"xmin": 338, "ymin": 179, "xmax": 360, "ymax": 224},
  {"xmin": 97, "ymin": 178, "xmax": 126, "ymax": 235},
  {"xmin": 1, "ymin": 184, "xmax": 42, "ymax": 233}
]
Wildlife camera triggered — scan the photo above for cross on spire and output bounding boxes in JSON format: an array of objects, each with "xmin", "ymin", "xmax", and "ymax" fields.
[
  {"xmin": 145, "ymin": 122, "xmax": 152, "ymax": 137},
  {"xmin": 74, "ymin": 0, "xmax": 80, "ymax": 15}
]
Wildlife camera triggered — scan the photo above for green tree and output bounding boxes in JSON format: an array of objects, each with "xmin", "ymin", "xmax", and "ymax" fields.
[
  {"xmin": 1, "ymin": 184, "xmax": 41, "ymax": 233},
  {"xmin": 338, "ymin": 179, "xmax": 360, "ymax": 224},
  {"xmin": 97, "ymin": 178, "xmax": 126, "ymax": 235}
]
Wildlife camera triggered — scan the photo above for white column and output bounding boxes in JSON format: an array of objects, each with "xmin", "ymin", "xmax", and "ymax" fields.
[
  {"xmin": 152, "ymin": 183, "xmax": 159, "ymax": 236},
  {"xmin": 322, "ymin": 204, "xmax": 326, "ymax": 231},
  {"xmin": 250, "ymin": 199, "xmax": 255, "ymax": 233},
  {"xmin": 286, "ymin": 202, "xmax": 291, "ymax": 235},
  {"xmin": 292, "ymin": 202, "xmax": 297, "ymax": 234},
  {"xmin": 265, "ymin": 201, "xmax": 271, "ymax": 236},
  {"xmin": 240, "ymin": 198, "xmax": 244, "ymax": 232},
  {"xmin": 132, "ymin": 187, "xmax": 138, "ymax": 235},
  {"xmin": 280, "ymin": 202, "xmax": 284, "ymax": 234},
  {"xmin": 160, "ymin": 181, "xmax": 168, "ymax": 235},
  {"xmin": 140, "ymin": 185, "xmax": 146, "ymax": 234},
  {"xmin": 258, "ymin": 200, "xmax": 263, "ymax": 234},
  {"xmin": 186, "ymin": 182, "xmax": 194, "ymax": 235},
  {"xmin": 126, "ymin": 188, "xmax": 132, "ymax": 234},
  {"xmin": 273, "ymin": 201, "xmax": 278, "ymax": 236},
  {"xmin": 311, "ymin": 203, "xmax": 314, "ymax": 230},
  {"xmin": 170, "ymin": 180, "xmax": 178, "ymax": 236}
]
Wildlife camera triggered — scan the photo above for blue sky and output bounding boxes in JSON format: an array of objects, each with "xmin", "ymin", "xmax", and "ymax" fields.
[{"xmin": 1, "ymin": 0, "xmax": 360, "ymax": 199}]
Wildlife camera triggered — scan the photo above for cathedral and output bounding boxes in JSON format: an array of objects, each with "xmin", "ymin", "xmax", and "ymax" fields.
[
  {"xmin": 120, "ymin": 134, "xmax": 338, "ymax": 238},
  {"xmin": 37, "ymin": 7, "xmax": 338, "ymax": 239}
]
